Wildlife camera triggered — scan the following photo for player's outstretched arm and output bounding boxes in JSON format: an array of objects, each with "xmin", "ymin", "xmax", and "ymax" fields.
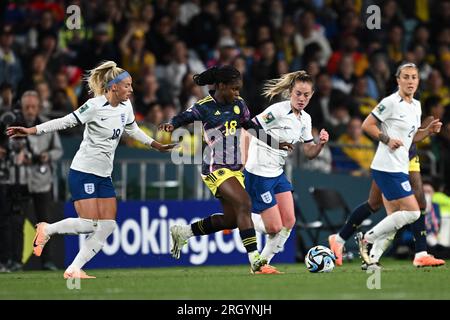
[
  {"xmin": 6, "ymin": 126, "xmax": 37, "ymax": 138},
  {"xmin": 125, "ymin": 121, "xmax": 177, "ymax": 152}
]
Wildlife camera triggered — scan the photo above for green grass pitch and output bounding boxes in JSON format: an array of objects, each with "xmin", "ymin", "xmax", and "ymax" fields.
[{"xmin": 1, "ymin": 258, "xmax": 448, "ymax": 300}]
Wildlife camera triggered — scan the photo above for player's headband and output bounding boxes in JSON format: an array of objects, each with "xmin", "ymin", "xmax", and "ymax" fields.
[{"xmin": 107, "ymin": 71, "xmax": 130, "ymax": 88}]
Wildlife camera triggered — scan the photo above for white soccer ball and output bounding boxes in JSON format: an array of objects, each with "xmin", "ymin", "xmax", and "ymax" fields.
[{"xmin": 305, "ymin": 245, "xmax": 336, "ymax": 273}]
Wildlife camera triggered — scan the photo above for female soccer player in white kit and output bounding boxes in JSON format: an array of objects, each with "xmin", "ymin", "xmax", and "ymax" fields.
[
  {"xmin": 244, "ymin": 71, "xmax": 329, "ymax": 268},
  {"xmin": 356, "ymin": 63, "xmax": 442, "ymax": 269},
  {"xmin": 7, "ymin": 61, "xmax": 175, "ymax": 278}
]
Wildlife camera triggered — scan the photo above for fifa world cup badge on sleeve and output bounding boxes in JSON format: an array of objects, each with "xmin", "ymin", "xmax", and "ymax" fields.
[
  {"xmin": 376, "ymin": 104, "xmax": 386, "ymax": 114},
  {"xmin": 262, "ymin": 112, "xmax": 275, "ymax": 124}
]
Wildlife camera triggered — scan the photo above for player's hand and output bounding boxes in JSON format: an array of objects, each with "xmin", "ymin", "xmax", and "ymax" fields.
[
  {"xmin": 151, "ymin": 141, "xmax": 179, "ymax": 152},
  {"xmin": 318, "ymin": 129, "xmax": 329, "ymax": 145},
  {"xmin": 158, "ymin": 123, "xmax": 174, "ymax": 132},
  {"xmin": 279, "ymin": 142, "xmax": 294, "ymax": 152},
  {"xmin": 387, "ymin": 138, "xmax": 403, "ymax": 150},
  {"xmin": 425, "ymin": 118, "xmax": 442, "ymax": 134},
  {"xmin": 6, "ymin": 126, "xmax": 36, "ymax": 138}
]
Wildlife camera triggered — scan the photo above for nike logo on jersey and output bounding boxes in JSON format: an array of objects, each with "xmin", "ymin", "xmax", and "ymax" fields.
[
  {"xmin": 399, "ymin": 115, "xmax": 406, "ymax": 118},
  {"xmin": 101, "ymin": 117, "xmax": 107, "ymax": 121}
]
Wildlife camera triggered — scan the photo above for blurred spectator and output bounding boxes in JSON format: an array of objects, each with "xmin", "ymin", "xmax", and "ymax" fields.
[
  {"xmin": 252, "ymin": 40, "xmax": 280, "ymax": 113},
  {"xmin": 324, "ymin": 101, "xmax": 351, "ymax": 141},
  {"xmin": 232, "ymin": 55, "xmax": 255, "ymax": 105},
  {"xmin": 0, "ymin": 24, "xmax": 23, "ymax": 92},
  {"xmin": 185, "ymin": 0, "xmax": 220, "ymax": 61},
  {"xmin": 119, "ymin": 26, "xmax": 155, "ymax": 80},
  {"xmin": 336, "ymin": 117, "xmax": 375, "ymax": 175},
  {"xmin": 0, "ymin": 83, "xmax": 13, "ymax": 110},
  {"xmin": 365, "ymin": 53, "xmax": 391, "ymax": 100},
  {"xmin": 76, "ymin": 23, "xmax": 119, "ymax": 71},
  {"xmin": 134, "ymin": 73, "xmax": 167, "ymax": 118},
  {"xmin": 21, "ymin": 91, "xmax": 63, "ymax": 271},
  {"xmin": 53, "ymin": 71, "xmax": 77, "ymax": 110},
  {"xmin": 230, "ymin": 9, "xmax": 251, "ymax": 49},
  {"xmin": 179, "ymin": 0, "xmax": 201, "ymax": 27},
  {"xmin": 276, "ymin": 16, "xmax": 302, "ymax": 71},
  {"xmin": 208, "ymin": 29, "xmax": 240, "ymax": 67},
  {"xmin": 125, "ymin": 102, "xmax": 171, "ymax": 148},
  {"xmin": 178, "ymin": 72, "xmax": 204, "ymax": 111},
  {"xmin": 19, "ymin": 53, "xmax": 51, "ymax": 93},
  {"xmin": 162, "ymin": 40, "xmax": 205, "ymax": 99},
  {"xmin": 308, "ymin": 72, "xmax": 347, "ymax": 129},
  {"xmin": 297, "ymin": 9, "xmax": 332, "ymax": 67},
  {"xmin": 331, "ymin": 54, "xmax": 356, "ymax": 94},
  {"xmin": 147, "ymin": 15, "xmax": 177, "ymax": 66},
  {"xmin": 421, "ymin": 69, "xmax": 450, "ymax": 107},
  {"xmin": 35, "ymin": 81, "xmax": 52, "ymax": 118},
  {"xmin": 386, "ymin": 24, "xmax": 405, "ymax": 64},
  {"xmin": 352, "ymin": 76, "xmax": 378, "ymax": 117},
  {"xmin": 327, "ymin": 34, "xmax": 368, "ymax": 77}
]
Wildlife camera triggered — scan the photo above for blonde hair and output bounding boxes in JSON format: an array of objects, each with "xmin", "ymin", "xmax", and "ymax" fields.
[
  {"xmin": 262, "ymin": 70, "xmax": 313, "ymax": 100},
  {"xmin": 86, "ymin": 61, "xmax": 126, "ymax": 97}
]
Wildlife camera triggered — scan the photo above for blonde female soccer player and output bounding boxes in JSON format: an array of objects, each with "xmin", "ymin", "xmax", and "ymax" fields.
[
  {"xmin": 356, "ymin": 62, "xmax": 442, "ymax": 269},
  {"xmin": 7, "ymin": 61, "xmax": 175, "ymax": 278},
  {"xmin": 244, "ymin": 71, "xmax": 329, "ymax": 269}
]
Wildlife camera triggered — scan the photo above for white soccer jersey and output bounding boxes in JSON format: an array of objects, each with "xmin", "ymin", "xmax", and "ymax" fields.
[
  {"xmin": 245, "ymin": 100, "xmax": 314, "ymax": 177},
  {"xmin": 370, "ymin": 91, "xmax": 422, "ymax": 174},
  {"xmin": 70, "ymin": 95, "xmax": 135, "ymax": 177}
]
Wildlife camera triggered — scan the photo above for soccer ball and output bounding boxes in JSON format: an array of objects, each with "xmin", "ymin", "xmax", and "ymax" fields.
[{"xmin": 305, "ymin": 245, "xmax": 336, "ymax": 273}]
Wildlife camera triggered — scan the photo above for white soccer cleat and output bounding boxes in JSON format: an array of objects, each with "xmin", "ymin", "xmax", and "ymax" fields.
[{"xmin": 170, "ymin": 225, "xmax": 190, "ymax": 259}]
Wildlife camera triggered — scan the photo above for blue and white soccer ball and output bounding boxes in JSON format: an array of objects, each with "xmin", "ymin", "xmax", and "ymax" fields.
[{"xmin": 305, "ymin": 245, "xmax": 336, "ymax": 273}]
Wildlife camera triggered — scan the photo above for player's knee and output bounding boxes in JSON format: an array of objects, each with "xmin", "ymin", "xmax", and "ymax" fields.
[
  {"xmin": 283, "ymin": 216, "xmax": 296, "ymax": 230},
  {"xmin": 265, "ymin": 222, "xmax": 283, "ymax": 234}
]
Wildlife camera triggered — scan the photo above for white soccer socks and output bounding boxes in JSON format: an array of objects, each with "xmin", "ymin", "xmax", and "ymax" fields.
[
  {"xmin": 365, "ymin": 210, "xmax": 420, "ymax": 243},
  {"xmin": 261, "ymin": 227, "xmax": 292, "ymax": 264},
  {"xmin": 46, "ymin": 218, "xmax": 97, "ymax": 236},
  {"xmin": 67, "ymin": 220, "xmax": 117, "ymax": 271}
]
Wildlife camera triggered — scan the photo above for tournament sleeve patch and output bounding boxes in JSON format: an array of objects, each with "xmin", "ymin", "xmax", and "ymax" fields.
[
  {"xmin": 261, "ymin": 112, "xmax": 275, "ymax": 124},
  {"xmin": 78, "ymin": 104, "xmax": 90, "ymax": 114}
]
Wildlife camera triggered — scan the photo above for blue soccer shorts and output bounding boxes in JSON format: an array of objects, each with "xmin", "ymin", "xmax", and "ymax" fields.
[
  {"xmin": 68, "ymin": 168, "xmax": 116, "ymax": 201},
  {"xmin": 243, "ymin": 169, "xmax": 293, "ymax": 213}
]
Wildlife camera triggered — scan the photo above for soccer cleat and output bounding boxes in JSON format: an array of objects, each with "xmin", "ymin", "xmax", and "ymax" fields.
[
  {"xmin": 328, "ymin": 234, "xmax": 343, "ymax": 266},
  {"xmin": 356, "ymin": 232, "xmax": 371, "ymax": 264},
  {"xmin": 413, "ymin": 255, "xmax": 446, "ymax": 267},
  {"xmin": 170, "ymin": 225, "xmax": 190, "ymax": 259},
  {"xmin": 33, "ymin": 222, "xmax": 50, "ymax": 257},
  {"xmin": 250, "ymin": 253, "xmax": 268, "ymax": 274},
  {"xmin": 254, "ymin": 264, "xmax": 284, "ymax": 274},
  {"xmin": 63, "ymin": 269, "xmax": 96, "ymax": 279}
]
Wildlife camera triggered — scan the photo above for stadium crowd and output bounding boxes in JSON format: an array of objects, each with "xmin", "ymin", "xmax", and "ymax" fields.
[{"xmin": 0, "ymin": 0, "xmax": 450, "ymax": 269}]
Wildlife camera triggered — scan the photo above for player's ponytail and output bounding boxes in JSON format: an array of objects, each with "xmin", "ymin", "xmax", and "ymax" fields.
[
  {"xmin": 262, "ymin": 70, "xmax": 313, "ymax": 100},
  {"xmin": 86, "ymin": 61, "xmax": 126, "ymax": 97},
  {"xmin": 193, "ymin": 65, "xmax": 241, "ymax": 86}
]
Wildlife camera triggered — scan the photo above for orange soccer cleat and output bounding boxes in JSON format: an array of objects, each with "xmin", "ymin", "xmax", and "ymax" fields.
[
  {"xmin": 328, "ymin": 234, "xmax": 343, "ymax": 266},
  {"xmin": 33, "ymin": 222, "xmax": 50, "ymax": 257},
  {"xmin": 63, "ymin": 269, "xmax": 96, "ymax": 279},
  {"xmin": 413, "ymin": 255, "xmax": 446, "ymax": 268},
  {"xmin": 254, "ymin": 264, "xmax": 284, "ymax": 274}
]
